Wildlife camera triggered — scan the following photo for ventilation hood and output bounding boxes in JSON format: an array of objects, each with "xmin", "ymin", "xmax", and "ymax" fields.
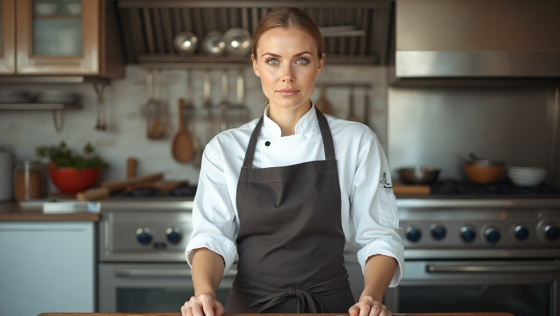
[
  {"xmin": 394, "ymin": 0, "xmax": 560, "ymax": 79},
  {"xmin": 114, "ymin": 0, "xmax": 395, "ymax": 66}
]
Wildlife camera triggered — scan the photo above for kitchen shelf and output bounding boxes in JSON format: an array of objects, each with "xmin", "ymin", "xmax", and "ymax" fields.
[
  {"xmin": 137, "ymin": 54, "xmax": 377, "ymax": 69},
  {"xmin": 0, "ymin": 76, "xmax": 110, "ymax": 84},
  {"xmin": 0, "ymin": 103, "xmax": 82, "ymax": 110}
]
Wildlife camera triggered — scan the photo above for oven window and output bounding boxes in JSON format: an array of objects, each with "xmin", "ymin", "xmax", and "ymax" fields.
[
  {"xmin": 398, "ymin": 284, "xmax": 549, "ymax": 316},
  {"xmin": 116, "ymin": 288, "xmax": 230, "ymax": 313}
]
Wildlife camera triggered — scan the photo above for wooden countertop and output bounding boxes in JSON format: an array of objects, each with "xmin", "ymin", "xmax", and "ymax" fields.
[
  {"xmin": 0, "ymin": 202, "xmax": 100, "ymax": 222},
  {"xmin": 37, "ymin": 313, "xmax": 515, "ymax": 316}
]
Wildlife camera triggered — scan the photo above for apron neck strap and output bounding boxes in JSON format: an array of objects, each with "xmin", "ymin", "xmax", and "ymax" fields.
[{"xmin": 242, "ymin": 106, "xmax": 336, "ymax": 168}]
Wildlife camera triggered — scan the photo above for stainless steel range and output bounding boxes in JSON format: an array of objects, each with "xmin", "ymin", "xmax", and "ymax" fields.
[
  {"xmin": 96, "ymin": 185, "xmax": 236, "ymax": 313},
  {"xmin": 97, "ymin": 183, "xmax": 560, "ymax": 315},
  {"xmin": 385, "ymin": 181, "xmax": 560, "ymax": 316}
]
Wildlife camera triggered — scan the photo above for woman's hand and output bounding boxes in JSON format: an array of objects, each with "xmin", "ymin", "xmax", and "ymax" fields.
[
  {"xmin": 181, "ymin": 292, "xmax": 224, "ymax": 316},
  {"xmin": 349, "ymin": 295, "xmax": 391, "ymax": 316}
]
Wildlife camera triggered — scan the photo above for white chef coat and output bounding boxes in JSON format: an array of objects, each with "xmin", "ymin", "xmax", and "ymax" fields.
[{"xmin": 185, "ymin": 104, "xmax": 404, "ymax": 288}]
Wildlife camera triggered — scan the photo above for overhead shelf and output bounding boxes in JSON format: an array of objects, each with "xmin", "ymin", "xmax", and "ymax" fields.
[
  {"xmin": 0, "ymin": 76, "xmax": 110, "ymax": 84},
  {"xmin": 0, "ymin": 103, "xmax": 82, "ymax": 111}
]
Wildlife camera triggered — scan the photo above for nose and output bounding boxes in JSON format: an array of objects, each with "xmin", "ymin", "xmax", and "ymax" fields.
[{"xmin": 281, "ymin": 64, "xmax": 295, "ymax": 82}]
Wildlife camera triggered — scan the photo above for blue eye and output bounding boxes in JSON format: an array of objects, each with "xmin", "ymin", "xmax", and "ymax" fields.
[
  {"xmin": 266, "ymin": 58, "xmax": 279, "ymax": 65},
  {"xmin": 296, "ymin": 58, "xmax": 310, "ymax": 65}
]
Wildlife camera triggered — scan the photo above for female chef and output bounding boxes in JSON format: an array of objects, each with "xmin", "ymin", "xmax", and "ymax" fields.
[{"xmin": 181, "ymin": 7, "xmax": 403, "ymax": 316}]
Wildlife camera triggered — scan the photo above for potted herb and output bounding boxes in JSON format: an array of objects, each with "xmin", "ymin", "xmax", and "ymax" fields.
[{"xmin": 36, "ymin": 142, "xmax": 109, "ymax": 194}]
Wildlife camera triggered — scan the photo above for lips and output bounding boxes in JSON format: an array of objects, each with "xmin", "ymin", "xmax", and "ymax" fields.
[{"xmin": 276, "ymin": 88, "xmax": 300, "ymax": 96}]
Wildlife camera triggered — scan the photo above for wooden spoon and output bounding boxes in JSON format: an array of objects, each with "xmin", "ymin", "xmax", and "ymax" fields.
[{"xmin": 171, "ymin": 99, "xmax": 194, "ymax": 163}]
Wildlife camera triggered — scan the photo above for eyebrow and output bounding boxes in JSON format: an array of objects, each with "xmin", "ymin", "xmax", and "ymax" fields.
[{"xmin": 261, "ymin": 51, "xmax": 313, "ymax": 58}]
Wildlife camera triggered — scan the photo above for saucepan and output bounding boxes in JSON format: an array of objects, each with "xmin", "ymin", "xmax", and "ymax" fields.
[
  {"xmin": 464, "ymin": 153, "xmax": 505, "ymax": 184},
  {"xmin": 397, "ymin": 166, "xmax": 441, "ymax": 185}
]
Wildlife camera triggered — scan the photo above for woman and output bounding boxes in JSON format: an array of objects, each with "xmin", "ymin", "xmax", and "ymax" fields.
[{"xmin": 181, "ymin": 7, "xmax": 403, "ymax": 316}]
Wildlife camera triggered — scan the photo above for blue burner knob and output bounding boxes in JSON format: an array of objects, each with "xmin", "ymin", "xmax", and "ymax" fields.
[
  {"xmin": 460, "ymin": 226, "xmax": 476, "ymax": 243},
  {"xmin": 136, "ymin": 228, "xmax": 152, "ymax": 245},
  {"xmin": 431, "ymin": 225, "xmax": 447, "ymax": 240},
  {"xmin": 514, "ymin": 225, "xmax": 529, "ymax": 241},
  {"xmin": 406, "ymin": 227, "xmax": 422, "ymax": 242},
  {"xmin": 545, "ymin": 225, "xmax": 560, "ymax": 241},
  {"xmin": 485, "ymin": 227, "xmax": 501, "ymax": 244},
  {"xmin": 166, "ymin": 227, "xmax": 182, "ymax": 244}
]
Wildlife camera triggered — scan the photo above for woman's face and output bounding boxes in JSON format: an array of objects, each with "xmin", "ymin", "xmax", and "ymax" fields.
[{"xmin": 252, "ymin": 27, "xmax": 324, "ymax": 111}]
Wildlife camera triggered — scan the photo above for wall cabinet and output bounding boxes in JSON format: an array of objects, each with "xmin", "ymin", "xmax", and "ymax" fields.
[{"xmin": 0, "ymin": 0, "xmax": 124, "ymax": 77}]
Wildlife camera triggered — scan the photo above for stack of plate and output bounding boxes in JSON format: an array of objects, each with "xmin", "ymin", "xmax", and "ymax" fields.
[
  {"xmin": 36, "ymin": 90, "xmax": 80, "ymax": 104},
  {"xmin": 507, "ymin": 166, "xmax": 547, "ymax": 187},
  {"xmin": 0, "ymin": 90, "xmax": 32, "ymax": 103}
]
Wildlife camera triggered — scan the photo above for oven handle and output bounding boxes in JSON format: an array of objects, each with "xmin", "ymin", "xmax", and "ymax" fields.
[
  {"xmin": 426, "ymin": 264, "xmax": 559, "ymax": 273},
  {"xmin": 115, "ymin": 268, "xmax": 238, "ymax": 278}
]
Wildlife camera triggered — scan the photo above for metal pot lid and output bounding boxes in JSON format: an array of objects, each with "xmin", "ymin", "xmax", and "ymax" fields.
[
  {"xmin": 173, "ymin": 31, "xmax": 198, "ymax": 54},
  {"xmin": 222, "ymin": 28, "xmax": 252, "ymax": 57}
]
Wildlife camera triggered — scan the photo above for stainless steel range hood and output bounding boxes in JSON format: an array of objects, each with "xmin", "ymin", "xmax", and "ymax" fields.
[{"xmin": 394, "ymin": 0, "xmax": 560, "ymax": 79}]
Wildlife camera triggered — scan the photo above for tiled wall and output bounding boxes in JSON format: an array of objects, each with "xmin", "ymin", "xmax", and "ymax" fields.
[{"xmin": 0, "ymin": 65, "xmax": 389, "ymax": 189}]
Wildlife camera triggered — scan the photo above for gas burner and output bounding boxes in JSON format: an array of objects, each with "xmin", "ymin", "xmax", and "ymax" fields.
[
  {"xmin": 431, "ymin": 180, "xmax": 560, "ymax": 197},
  {"xmin": 113, "ymin": 185, "xmax": 197, "ymax": 198}
]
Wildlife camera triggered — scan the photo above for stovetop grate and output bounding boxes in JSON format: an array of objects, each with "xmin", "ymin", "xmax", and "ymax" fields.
[{"xmin": 431, "ymin": 180, "xmax": 560, "ymax": 198}]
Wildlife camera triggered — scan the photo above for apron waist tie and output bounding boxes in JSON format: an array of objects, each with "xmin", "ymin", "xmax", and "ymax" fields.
[{"xmin": 233, "ymin": 273, "xmax": 351, "ymax": 313}]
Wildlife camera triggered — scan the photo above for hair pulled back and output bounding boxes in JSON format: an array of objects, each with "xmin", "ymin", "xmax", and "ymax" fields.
[{"xmin": 251, "ymin": 7, "xmax": 325, "ymax": 60}]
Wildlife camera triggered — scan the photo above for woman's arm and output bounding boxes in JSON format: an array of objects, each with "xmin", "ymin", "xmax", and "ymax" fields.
[
  {"xmin": 349, "ymin": 254, "xmax": 397, "ymax": 316},
  {"xmin": 182, "ymin": 248, "xmax": 226, "ymax": 316}
]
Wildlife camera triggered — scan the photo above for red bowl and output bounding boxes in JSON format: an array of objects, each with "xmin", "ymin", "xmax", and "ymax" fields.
[{"xmin": 48, "ymin": 166, "xmax": 100, "ymax": 193}]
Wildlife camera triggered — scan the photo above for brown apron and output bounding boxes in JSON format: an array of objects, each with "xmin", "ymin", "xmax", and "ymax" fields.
[{"xmin": 225, "ymin": 107, "xmax": 355, "ymax": 313}]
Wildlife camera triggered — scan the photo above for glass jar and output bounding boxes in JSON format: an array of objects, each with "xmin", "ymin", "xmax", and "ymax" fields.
[{"xmin": 14, "ymin": 161, "xmax": 45, "ymax": 202}]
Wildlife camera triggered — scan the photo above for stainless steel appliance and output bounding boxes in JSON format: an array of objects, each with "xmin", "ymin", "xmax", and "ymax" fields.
[
  {"xmin": 97, "ymin": 187, "xmax": 237, "ymax": 313},
  {"xmin": 386, "ymin": 181, "xmax": 560, "ymax": 316}
]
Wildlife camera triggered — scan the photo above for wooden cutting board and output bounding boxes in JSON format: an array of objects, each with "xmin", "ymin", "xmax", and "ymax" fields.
[
  {"xmin": 38, "ymin": 312, "xmax": 514, "ymax": 316},
  {"xmin": 392, "ymin": 184, "xmax": 431, "ymax": 196}
]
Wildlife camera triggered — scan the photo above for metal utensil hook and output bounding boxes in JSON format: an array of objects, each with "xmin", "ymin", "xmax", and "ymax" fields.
[{"xmin": 93, "ymin": 82, "xmax": 107, "ymax": 131}]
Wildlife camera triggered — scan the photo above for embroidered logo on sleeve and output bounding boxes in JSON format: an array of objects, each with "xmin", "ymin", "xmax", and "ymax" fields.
[{"xmin": 379, "ymin": 172, "xmax": 392, "ymax": 188}]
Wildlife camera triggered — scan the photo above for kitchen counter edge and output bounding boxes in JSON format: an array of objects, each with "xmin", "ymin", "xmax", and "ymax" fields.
[{"xmin": 0, "ymin": 202, "xmax": 100, "ymax": 222}]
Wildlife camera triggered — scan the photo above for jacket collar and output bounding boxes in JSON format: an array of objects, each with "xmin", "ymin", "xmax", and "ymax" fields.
[{"xmin": 261, "ymin": 101, "xmax": 318, "ymax": 138}]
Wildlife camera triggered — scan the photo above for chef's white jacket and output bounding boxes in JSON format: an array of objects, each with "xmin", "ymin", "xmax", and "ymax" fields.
[{"xmin": 185, "ymin": 104, "xmax": 404, "ymax": 287}]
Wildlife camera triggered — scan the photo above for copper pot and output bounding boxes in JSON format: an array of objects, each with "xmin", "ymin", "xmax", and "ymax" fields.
[{"xmin": 464, "ymin": 160, "xmax": 505, "ymax": 184}]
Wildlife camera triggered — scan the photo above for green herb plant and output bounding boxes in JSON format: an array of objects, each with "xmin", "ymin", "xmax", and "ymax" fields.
[{"xmin": 36, "ymin": 141, "xmax": 109, "ymax": 170}]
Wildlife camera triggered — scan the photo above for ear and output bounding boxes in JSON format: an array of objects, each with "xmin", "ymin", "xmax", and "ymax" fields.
[
  {"xmin": 316, "ymin": 53, "xmax": 326, "ymax": 76},
  {"xmin": 251, "ymin": 54, "xmax": 261, "ymax": 77}
]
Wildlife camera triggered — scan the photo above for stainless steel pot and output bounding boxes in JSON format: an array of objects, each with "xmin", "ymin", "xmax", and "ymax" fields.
[{"xmin": 397, "ymin": 166, "xmax": 441, "ymax": 184}]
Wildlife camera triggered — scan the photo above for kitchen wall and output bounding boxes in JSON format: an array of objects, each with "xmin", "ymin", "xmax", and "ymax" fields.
[
  {"xmin": 0, "ymin": 65, "xmax": 389, "ymax": 191},
  {"xmin": 387, "ymin": 84, "xmax": 560, "ymax": 185}
]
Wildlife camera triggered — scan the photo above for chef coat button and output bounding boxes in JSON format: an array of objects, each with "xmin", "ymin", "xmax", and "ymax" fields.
[{"xmin": 265, "ymin": 141, "xmax": 271, "ymax": 146}]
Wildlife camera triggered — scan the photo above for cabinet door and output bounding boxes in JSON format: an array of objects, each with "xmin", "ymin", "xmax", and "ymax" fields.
[
  {"xmin": 0, "ymin": 0, "xmax": 16, "ymax": 74},
  {"xmin": 0, "ymin": 222, "xmax": 95, "ymax": 315},
  {"xmin": 16, "ymin": 0, "xmax": 100, "ymax": 75}
]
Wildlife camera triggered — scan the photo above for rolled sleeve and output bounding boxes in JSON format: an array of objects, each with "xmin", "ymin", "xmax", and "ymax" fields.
[
  {"xmin": 185, "ymin": 139, "xmax": 238, "ymax": 276},
  {"xmin": 185, "ymin": 233, "xmax": 238, "ymax": 277},
  {"xmin": 351, "ymin": 133, "xmax": 405, "ymax": 287}
]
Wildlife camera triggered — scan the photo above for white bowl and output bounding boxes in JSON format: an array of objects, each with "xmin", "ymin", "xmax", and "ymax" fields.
[
  {"xmin": 35, "ymin": 3, "xmax": 59, "ymax": 15},
  {"xmin": 66, "ymin": 3, "xmax": 82, "ymax": 15},
  {"xmin": 508, "ymin": 173, "xmax": 546, "ymax": 187}
]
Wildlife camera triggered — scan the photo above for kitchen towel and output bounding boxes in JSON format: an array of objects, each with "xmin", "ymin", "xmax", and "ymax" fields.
[{"xmin": 0, "ymin": 149, "xmax": 13, "ymax": 201}]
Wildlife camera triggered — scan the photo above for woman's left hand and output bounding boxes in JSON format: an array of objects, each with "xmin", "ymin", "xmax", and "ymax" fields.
[{"xmin": 349, "ymin": 295, "xmax": 391, "ymax": 316}]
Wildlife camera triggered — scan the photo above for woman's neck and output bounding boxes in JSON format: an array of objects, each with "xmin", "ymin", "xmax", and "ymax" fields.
[{"xmin": 268, "ymin": 100, "xmax": 312, "ymax": 136}]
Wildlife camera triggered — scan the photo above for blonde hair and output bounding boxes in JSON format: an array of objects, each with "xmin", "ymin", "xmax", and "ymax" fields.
[{"xmin": 252, "ymin": 7, "xmax": 325, "ymax": 60}]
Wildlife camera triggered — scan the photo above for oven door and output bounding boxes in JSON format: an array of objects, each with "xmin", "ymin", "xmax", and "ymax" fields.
[
  {"xmin": 384, "ymin": 260, "xmax": 560, "ymax": 316},
  {"xmin": 99, "ymin": 263, "xmax": 235, "ymax": 313}
]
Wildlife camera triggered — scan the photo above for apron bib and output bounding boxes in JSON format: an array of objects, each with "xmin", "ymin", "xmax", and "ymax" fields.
[{"xmin": 225, "ymin": 107, "xmax": 355, "ymax": 313}]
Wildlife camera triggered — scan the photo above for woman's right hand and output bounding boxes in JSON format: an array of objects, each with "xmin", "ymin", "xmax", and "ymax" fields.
[{"xmin": 181, "ymin": 292, "xmax": 224, "ymax": 316}]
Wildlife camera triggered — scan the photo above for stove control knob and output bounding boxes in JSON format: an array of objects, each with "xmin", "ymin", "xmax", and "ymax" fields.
[
  {"xmin": 544, "ymin": 225, "xmax": 560, "ymax": 241},
  {"xmin": 136, "ymin": 228, "xmax": 152, "ymax": 245},
  {"xmin": 431, "ymin": 225, "xmax": 447, "ymax": 240},
  {"xmin": 513, "ymin": 225, "xmax": 529, "ymax": 241},
  {"xmin": 484, "ymin": 227, "xmax": 501, "ymax": 244},
  {"xmin": 405, "ymin": 226, "xmax": 422, "ymax": 242},
  {"xmin": 166, "ymin": 227, "xmax": 182, "ymax": 244},
  {"xmin": 460, "ymin": 226, "xmax": 476, "ymax": 243}
]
